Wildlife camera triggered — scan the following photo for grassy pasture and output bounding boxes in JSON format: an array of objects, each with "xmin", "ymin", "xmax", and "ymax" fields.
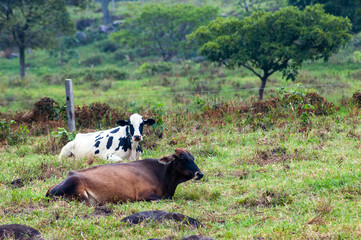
[
  {"xmin": 1, "ymin": 1, "xmax": 361, "ymax": 239},
  {"xmin": 1, "ymin": 90, "xmax": 361, "ymax": 239}
]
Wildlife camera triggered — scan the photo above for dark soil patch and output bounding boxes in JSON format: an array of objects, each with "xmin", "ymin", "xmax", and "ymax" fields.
[
  {"xmin": 181, "ymin": 236, "xmax": 215, "ymax": 240},
  {"xmin": 248, "ymin": 146, "xmax": 288, "ymax": 166},
  {"xmin": 0, "ymin": 224, "xmax": 43, "ymax": 240},
  {"xmin": 84, "ymin": 206, "xmax": 113, "ymax": 219},
  {"xmin": 232, "ymin": 170, "xmax": 249, "ymax": 180},
  {"xmin": 121, "ymin": 210, "xmax": 203, "ymax": 228},
  {"xmin": 10, "ymin": 178, "xmax": 26, "ymax": 188}
]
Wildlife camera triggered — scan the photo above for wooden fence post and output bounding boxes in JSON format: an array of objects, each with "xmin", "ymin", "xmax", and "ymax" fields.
[{"xmin": 65, "ymin": 79, "xmax": 76, "ymax": 132}]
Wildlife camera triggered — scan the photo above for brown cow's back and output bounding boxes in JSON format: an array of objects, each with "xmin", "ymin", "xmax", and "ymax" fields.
[
  {"xmin": 47, "ymin": 149, "xmax": 203, "ymax": 205},
  {"xmin": 49, "ymin": 159, "xmax": 166, "ymax": 205}
]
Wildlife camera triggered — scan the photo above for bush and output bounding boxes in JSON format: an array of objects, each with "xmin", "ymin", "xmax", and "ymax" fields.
[
  {"xmin": 0, "ymin": 119, "xmax": 29, "ymax": 146},
  {"xmin": 76, "ymin": 18, "xmax": 96, "ymax": 31},
  {"xmin": 75, "ymin": 102, "xmax": 126, "ymax": 129},
  {"xmin": 51, "ymin": 127, "xmax": 76, "ymax": 146},
  {"xmin": 137, "ymin": 62, "xmax": 173, "ymax": 76},
  {"xmin": 100, "ymin": 40, "xmax": 120, "ymax": 53},
  {"xmin": 81, "ymin": 55, "xmax": 102, "ymax": 67}
]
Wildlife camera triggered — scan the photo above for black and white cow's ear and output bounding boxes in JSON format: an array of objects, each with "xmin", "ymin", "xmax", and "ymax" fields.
[
  {"xmin": 117, "ymin": 120, "xmax": 129, "ymax": 126},
  {"xmin": 144, "ymin": 119, "xmax": 156, "ymax": 126},
  {"xmin": 158, "ymin": 155, "xmax": 175, "ymax": 165}
]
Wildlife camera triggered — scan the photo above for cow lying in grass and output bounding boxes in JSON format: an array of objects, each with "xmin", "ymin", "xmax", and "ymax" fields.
[
  {"xmin": 59, "ymin": 113, "xmax": 155, "ymax": 161},
  {"xmin": 46, "ymin": 148, "xmax": 203, "ymax": 205}
]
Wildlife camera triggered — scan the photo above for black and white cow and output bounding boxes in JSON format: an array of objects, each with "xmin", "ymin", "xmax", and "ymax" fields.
[{"xmin": 59, "ymin": 114, "xmax": 155, "ymax": 161}]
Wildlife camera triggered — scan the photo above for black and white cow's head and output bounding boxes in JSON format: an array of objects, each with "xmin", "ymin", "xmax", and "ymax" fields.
[{"xmin": 117, "ymin": 114, "xmax": 155, "ymax": 142}]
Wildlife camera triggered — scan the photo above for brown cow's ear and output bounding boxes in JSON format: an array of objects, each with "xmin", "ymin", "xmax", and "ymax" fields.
[
  {"xmin": 158, "ymin": 156, "xmax": 175, "ymax": 165},
  {"xmin": 174, "ymin": 148, "xmax": 188, "ymax": 157}
]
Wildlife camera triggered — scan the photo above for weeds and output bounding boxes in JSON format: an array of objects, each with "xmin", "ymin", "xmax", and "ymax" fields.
[
  {"xmin": 51, "ymin": 128, "xmax": 76, "ymax": 145},
  {"xmin": 238, "ymin": 190, "xmax": 293, "ymax": 208},
  {"xmin": 0, "ymin": 119, "xmax": 29, "ymax": 146}
]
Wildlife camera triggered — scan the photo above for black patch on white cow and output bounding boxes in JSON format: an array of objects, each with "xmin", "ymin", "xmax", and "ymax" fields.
[
  {"xmin": 116, "ymin": 136, "xmax": 131, "ymax": 152},
  {"xmin": 110, "ymin": 128, "xmax": 120, "ymax": 134},
  {"xmin": 136, "ymin": 143, "xmax": 143, "ymax": 153},
  {"xmin": 139, "ymin": 123, "xmax": 144, "ymax": 135},
  {"xmin": 94, "ymin": 141, "xmax": 101, "ymax": 148},
  {"xmin": 95, "ymin": 136, "xmax": 103, "ymax": 142},
  {"xmin": 95, "ymin": 132, "xmax": 103, "ymax": 139},
  {"xmin": 107, "ymin": 136, "xmax": 114, "ymax": 149},
  {"xmin": 95, "ymin": 150, "xmax": 100, "ymax": 155},
  {"xmin": 129, "ymin": 124, "xmax": 135, "ymax": 136},
  {"xmin": 115, "ymin": 126, "xmax": 131, "ymax": 152}
]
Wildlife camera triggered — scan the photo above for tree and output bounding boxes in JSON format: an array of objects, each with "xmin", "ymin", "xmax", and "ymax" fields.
[
  {"xmin": 100, "ymin": 0, "xmax": 112, "ymax": 25},
  {"xmin": 0, "ymin": 0, "xmax": 75, "ymax": 78},
  {"xmin": 111, "ymin": 4, "xmax": 217, "ymax": 61},
  {"xmin": 288, "ymin": 0, "xmax": 361, "ymax": 32},
  {"xmin": 188, "ymin": 5, "xmax": 351, "ymax": 100}
]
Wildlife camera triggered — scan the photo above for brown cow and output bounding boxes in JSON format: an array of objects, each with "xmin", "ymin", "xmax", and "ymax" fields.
[{"xmin": 46, "ymin": 148, "xmax": 203, "ymax": 205}]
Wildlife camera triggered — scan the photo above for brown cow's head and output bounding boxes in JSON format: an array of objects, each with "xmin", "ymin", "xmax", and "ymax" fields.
[{"xmin": 159, "ymin": 148, "xmax": 203, "ymax": 182}]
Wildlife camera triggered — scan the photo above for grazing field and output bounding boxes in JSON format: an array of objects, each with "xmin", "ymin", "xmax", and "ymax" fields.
[
  {"xmin": 1, "ymin": 1, "xmax": 361, "ymax": 239},
  {"xmin": 1, "ymin": 87, "xmax": 361, "ymax": 239}
]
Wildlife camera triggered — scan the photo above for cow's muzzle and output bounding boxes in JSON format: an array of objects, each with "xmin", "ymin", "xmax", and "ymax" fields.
[
  {"xmin": 195, "ymin": 171, "xmax": 204, "ymax": 180},
  {"xmin": 134, "ymin": 135, "xmax": 142, "ymax": 142}
]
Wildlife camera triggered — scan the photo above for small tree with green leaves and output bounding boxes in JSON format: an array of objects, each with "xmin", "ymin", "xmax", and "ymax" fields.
[
  {"xmin": 189, "ymin": 5, "xmax": 351, "ymax": 100},
  {"xmin": 111, "ymin": 4, "xmax": 217, "ymax": 61},
  {"xmin": 0, "ymin": 0, "xmax": 77, "ymax": 78}
]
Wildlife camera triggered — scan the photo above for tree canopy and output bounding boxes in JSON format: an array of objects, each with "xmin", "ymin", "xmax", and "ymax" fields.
[
  {"xmin": 189, "ymin": 5, "xmax": 351, "ymax": 100},
  {"xmin": 0, "ymin": 0, "xmax": 76, "ymax": 78},
  {"xmin": 288, "ymin": 0, "xmax": 361, "ymax": 32},
  {"xmin": 111, "ymin": 4, "xmax": 218, "ymax": 61}
]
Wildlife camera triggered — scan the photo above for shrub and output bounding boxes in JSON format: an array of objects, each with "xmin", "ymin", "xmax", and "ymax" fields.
[
  {"xmin": 0, "ymin": 119, "xmax": 29, "ymax": 145},
  {"xmin": 113, "ymin": 50, "xmax": 127, "ymax": 61},
  {"xmin": 76, "ymin": 18, "xmax": 96, "ymax": 31},
  {"xmin": 75, "ymin": 102, "xmax": 126, "ymax": 129},
  {"xmin": 51, "ymin": 127, "xmax": 76, "ymax": 146},
  {"xmin": 100, "ymin": 40, "xmax": 120, "ymax": 53},
  {"xmin": 81, "ymin": 55, "xmax": 102, "ymax": 67},
  {"xmin": 137, "ymin": 62, "xmax": 172, "ymax": 76},
  {"xmin": 150, "ymin": 103, "xmax": 168, "ymax": 133}
]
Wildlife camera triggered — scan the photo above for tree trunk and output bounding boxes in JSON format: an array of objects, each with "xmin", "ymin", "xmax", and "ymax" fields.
[
  {"xmin": 19, "ymin": 46, "xmax": 25, "ymax": 78},
  {"xmin": 101, "ymin": 0, "xmax": 112, "ymax": 25},
  {"xmin": 243, "ymin": 0, "xmax": 249, "ymax": 12},
  {"xmin": 258, "ymin": 77, "xmax": 267, "ymax": 101}
]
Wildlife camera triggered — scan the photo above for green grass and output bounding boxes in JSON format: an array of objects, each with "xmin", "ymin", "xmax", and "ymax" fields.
[{"xmin": 1, "ymin": 104, "xmax": 361, "ymax": 239}]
